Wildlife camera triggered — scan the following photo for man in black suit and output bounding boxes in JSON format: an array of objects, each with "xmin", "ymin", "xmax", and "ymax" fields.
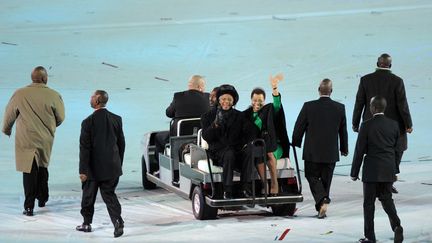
[
  {"xmin": 292, "ymin": 79, "xmax": 348, "ymax": 218},
  {"xmin": 154, "ymin": 75, "xmax": 210, "ymax": 162},
  {"xmin": 76, "ymin": 90, "xmax": 126, "ymax": 238},
  {"xmin": 353, "ymin": 53, "xmax": 413, "ymax": 193},
  {"xmin": 351, "ymin": 96, "xmax": 403, "ymax": 243}
]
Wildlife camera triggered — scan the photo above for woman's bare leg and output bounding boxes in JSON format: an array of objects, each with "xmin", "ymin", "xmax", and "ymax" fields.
[
  {"xmin": 267, "ymin": 152, "xmax": 279, "ymax": 195},
  {"xmin": 257, "ymin": 163, "xmax": 268, "ymax": 194}
]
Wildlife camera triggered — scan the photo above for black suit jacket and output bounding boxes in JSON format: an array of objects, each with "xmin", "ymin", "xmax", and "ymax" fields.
[
  {"xmin": 79, "ymin": 108, "xmax": 125, "ymax": 181},
  {"xmin": 352, "ymin": 69, "xmax": 412, "ymax": 150},
  {"xmin": 292, "ymin": 97, "xmax": 348, "ymax": 163},
  {"xmin": 166, "ymin": 90, "xmax": 210, "ymax": 135},
  {"xmin": 351, "ymin": 114, "xmax": 400, "ymax": 182},
  {"xmin": 201, "ymin": 107, "xmax": 255, "ymax": 163}
]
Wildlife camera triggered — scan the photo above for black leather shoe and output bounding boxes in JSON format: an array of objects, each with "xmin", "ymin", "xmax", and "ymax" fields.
[
  {"xmin": 223, "ymin": 191, "xmax": 233, "ymax": 200},
  {"xmin": 239, "ymin": 190, "xmax": 251, "ymax": 198},
  {"xmin": 22, "ymin": 208, "xmax": 33, "ymax": 216},
  {"xmin": 394, "ymin": 226, "xmax": 403, "ymax": 243},
  {"xmin": 76, "ymin": 224, "xmax": 92, "ymax": 232},
  {"xmin": 392, "ymin": 186, "xmax": 399, "ymax": 194},
  {"xmin": 38, "ymin": 200, "xmax": 47, "ymax": 208},
  {"xmin": 114, "ymin": 219, "xmax": 124, "ymax": 238},
  {"xmin": 358, "ymin": 238, "xmax": 375, "ymax": 243}
]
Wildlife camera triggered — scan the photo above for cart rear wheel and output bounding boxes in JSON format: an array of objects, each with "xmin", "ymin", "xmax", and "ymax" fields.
[
  {"xmin": 142, "ymin": 156, "xmax": 156, "ymax": 190},
  {"xmin": 192, "ymin": 186, "xmax": 218, "ymax": 220},
  {"xmin": 271, "ymin": 203, "xmax": 296, "ymax": 216}
]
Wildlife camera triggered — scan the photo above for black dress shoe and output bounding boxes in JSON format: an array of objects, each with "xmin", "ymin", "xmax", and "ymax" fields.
[
  {"xmin": 38, "ymin": 200, "xmax": 47, "ymax": 208},
  {"xmin": 394, "ymin": 226, "xmax": 403, "ymax": 243},
  {"xmin": 76, "ymin": 224, "xmax": 92, "ymax": 232},
  {"xmin": 114, "ymin": 219, "xmax": 124, "ymax": 238},
  {"xmin": 358, "ymin": 238, "xmax": 375, "ymax": 243},
  {"xmin": 238, "ymin": 190, "xmax": 251, "ymax": 198},
  {"xmin": 392, "ymin": 186, "xmax": 399, "ymax": 194},
  {"xmin": 223, "ymin": 192, "xmax": 233, "ymax": 200},
  {"xmin": 22, "ymin": 208, "xmax": 33, "ymax": 216}
]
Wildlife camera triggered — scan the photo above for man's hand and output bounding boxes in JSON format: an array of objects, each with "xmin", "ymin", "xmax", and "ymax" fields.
[
  {"xmin": 351, "ymin": 176, "xmax": 358, "ymax": 181},
  {"xmin": 406, "ymin": 127, "xmax": 413, "ymax": 134},
  {"xmin": 3, "ymin": 129, "xmax": 11, "ymax": 137},
  {"xmin": 79, "ymin": 174, "xmax": 87, "ymax": 182},
  {"xmin": 352, "ymin": 126, "xmax": 359, "ymax": 133}
]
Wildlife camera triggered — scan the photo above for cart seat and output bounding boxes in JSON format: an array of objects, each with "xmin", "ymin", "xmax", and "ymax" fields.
[
  {"xmin": 183, "ymin": 153, "xmax": 224, "ymax": 173},
  {"xmin": 276, "ymin": 157, "xmax": 292, "ymax": 169}
]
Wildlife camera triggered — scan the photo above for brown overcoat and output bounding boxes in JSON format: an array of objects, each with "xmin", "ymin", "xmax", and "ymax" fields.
[{"xmin": 2, "ymin": 83, "xmax": 65, "ymax": 173}]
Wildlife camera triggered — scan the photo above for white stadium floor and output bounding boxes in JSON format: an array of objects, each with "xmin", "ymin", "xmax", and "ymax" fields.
[{"xmin": 1, "ymin": 1, "xmax": 431, "ymax": 242}]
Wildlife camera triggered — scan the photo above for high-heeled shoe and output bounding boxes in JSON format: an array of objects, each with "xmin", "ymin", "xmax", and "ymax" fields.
[{"xmin": 270, "ymin": 182, "xmax": 279, "ymax": 197}]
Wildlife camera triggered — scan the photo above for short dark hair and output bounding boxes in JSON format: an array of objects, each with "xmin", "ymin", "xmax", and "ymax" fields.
[
  {"xmin": 250, "ymin": 87, "xmax": 266, "ymax": 99},
  {"xmin": 319, "ymin": 78, "xmax": 332, "ymax": 95},
  {"xmin": 370, "ymin": 96, "xmax": 387, "ymax": 113},
  {"xmin": 95, "ymin": 90, "xmax": 109, "ymax": 106},
  {"xmin": 377, "ymin": 53, "xmax": 392, "ymax": 68}
]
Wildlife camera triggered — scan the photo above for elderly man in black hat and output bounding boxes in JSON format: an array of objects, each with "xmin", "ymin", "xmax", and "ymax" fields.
[{"xmin": 201, "ymin": 84, "xmax": 255, "ymax": 199}]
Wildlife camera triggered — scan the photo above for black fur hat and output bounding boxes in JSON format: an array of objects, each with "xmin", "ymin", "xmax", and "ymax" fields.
[{"xmin": 216, "ymin": 84, "xmax": 239, "ymax": 106}]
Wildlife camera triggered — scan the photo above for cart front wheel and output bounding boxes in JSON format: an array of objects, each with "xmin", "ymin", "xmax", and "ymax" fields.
[{"xmin": 192, "ymin": 186, "xmax": 218, "ymax": 220}]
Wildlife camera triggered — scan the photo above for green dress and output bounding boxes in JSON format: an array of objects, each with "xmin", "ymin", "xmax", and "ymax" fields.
[{"xmin": 252, "ymin": 95, "xmax": 283, "ymax": 160}]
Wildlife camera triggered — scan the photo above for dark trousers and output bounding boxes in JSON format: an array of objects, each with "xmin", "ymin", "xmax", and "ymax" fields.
[
  {"xmin": 304, "ymin": 161, "xmax": 335, "ymax": 211},
  {"xmin": 363, "ymin": 182, "xmax": 401, "ymax": 241},
  {"xmin": 210, "ymin": 146, "xmax": 252, "ymax": 190},
  {"xmin": 154, "ymin": 131, "xmax": 170, "ymax": 162},
  {"xmin": 80, "ymin": 177, "xmax": 122, "ymax": 225},
  {"xmin": 23, "ymin": 159, "xmax": 49, "ymax": 209},
  {"xmin": 395, "ymin": 150, "xmax": 403, "ymax": 174}
]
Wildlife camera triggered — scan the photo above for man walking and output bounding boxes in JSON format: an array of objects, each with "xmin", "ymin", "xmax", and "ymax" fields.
[
  {"xmin": 352, "ymin": 53, "xmax": 413, "ymax": 193},
  {"xmin": 292, "ymin": 78, "xmax": 348, "ymax": 218},
  {"xmin": 351, "ymin": 96, "xmax": 403, "ymax": 243},
  {"xmin": 76, "ymin": 90, "xmax": 125, "ymax": 238},
  {"xmin": 2, "ymin": 66, "xmax": 65, "ymax": 216}
]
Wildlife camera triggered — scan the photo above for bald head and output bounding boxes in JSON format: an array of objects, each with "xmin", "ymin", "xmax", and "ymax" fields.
[
  {"xmin": 377, "ymin": 53, "xmax": 392, "ymax": 68},
  {"xmin": 31, "ymin": 66, "xmax": 48, "ymax": 84},
  {"xmin": 318, "ymin": 78, "xmax": 333, "ymax": 96},
  {"xmin": 370, "ymin": 96, "xmax": 387, "ymax": 114},
  {"xmin": 188, "ymin": 75, "xmax": 205, "ymax": 92}
]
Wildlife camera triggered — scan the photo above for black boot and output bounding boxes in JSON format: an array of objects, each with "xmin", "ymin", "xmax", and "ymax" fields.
[{"xmin": 114, "ymin": 219, "xmax": 124, "ymax": 238}]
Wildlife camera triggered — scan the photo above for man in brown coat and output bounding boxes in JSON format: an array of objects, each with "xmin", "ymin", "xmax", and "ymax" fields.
[{"xmin": 2, "ymin": 66, "xmax": 65, "ymax": 216}]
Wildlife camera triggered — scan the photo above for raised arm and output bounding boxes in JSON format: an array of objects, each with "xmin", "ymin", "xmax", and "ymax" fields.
[{"xmin": 269, "ymin": 73, "xmax": 284, "ymax": 113}]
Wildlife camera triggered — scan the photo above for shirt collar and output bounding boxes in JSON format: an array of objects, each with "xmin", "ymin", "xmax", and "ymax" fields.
[
  {"xmin": 373, "ymin": 112, "xmax": 384, "ymax": 116},
  {"xmin": 376, "ymin": 67, "xmax": 391, "ymax": 72}
]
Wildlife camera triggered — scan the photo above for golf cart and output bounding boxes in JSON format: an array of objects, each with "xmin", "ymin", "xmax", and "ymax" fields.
[{"xmin": 141, "ymin": 118, "xmax": 303, "ymax": 220}]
